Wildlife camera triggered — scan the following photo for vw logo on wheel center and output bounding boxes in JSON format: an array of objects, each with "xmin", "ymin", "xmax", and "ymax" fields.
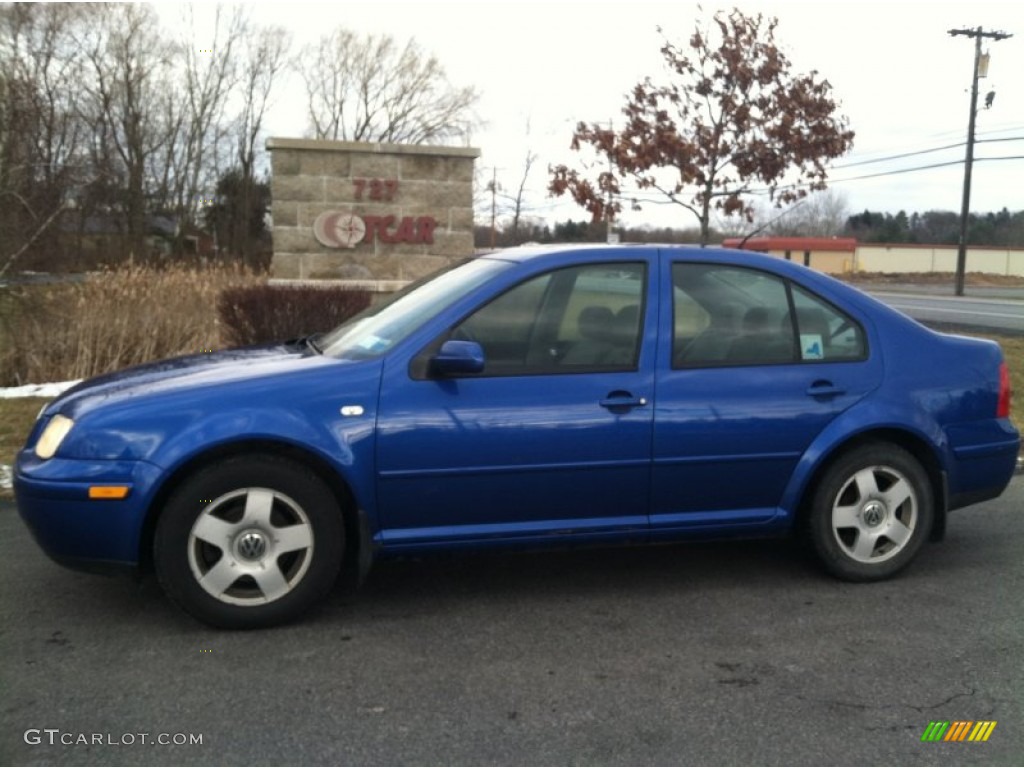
[{"xmin": 236, "ymin": 530, "xmax": 268, "ymax": 561}]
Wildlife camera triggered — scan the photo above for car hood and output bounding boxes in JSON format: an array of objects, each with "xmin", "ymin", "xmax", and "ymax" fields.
[{"xmin": 49, "ymin": 343, "xmax": 314, "ymax": 419}]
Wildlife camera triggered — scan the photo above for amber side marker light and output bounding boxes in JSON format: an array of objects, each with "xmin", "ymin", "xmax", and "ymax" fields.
[{"xmin": 88, "ymin": 486, "xmax": 130, "ymax": 500}]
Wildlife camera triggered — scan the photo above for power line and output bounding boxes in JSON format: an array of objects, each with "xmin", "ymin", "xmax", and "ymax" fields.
[
  {"xmin": 831, "ymin": 160, "xmax": 964, "ymax": 183},
  {"xmin": 829, "ymin": 141, "xmax": 965, "ymax": 170},
  {"xmin": 615, "ymin": 153, "xmax": 1022, "ymax": 205},
  {"xmin": 826, "ymin": 136, "xmax": 1021, "ymax": 171},
  {"xmin": 976, "ymin": 136, "xmax": 1024, "ymax": 145}
]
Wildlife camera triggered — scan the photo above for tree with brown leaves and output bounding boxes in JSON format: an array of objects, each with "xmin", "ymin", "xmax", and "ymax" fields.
[{"xmin": 549, "ymin": 8, "xmax": 855, "ymax": 246}]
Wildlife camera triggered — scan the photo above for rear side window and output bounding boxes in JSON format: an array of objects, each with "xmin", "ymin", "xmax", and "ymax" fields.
[
  {"xmin": 673, "ymin": 264, "xmax": 795, "ymax": 366},
  {"xmin": 789, "ymin": 285, "xmax": 867, "ymax": 361},
  {"xmin": 672, "ymin": 263, "xmax": 866, "ymax": 367}
]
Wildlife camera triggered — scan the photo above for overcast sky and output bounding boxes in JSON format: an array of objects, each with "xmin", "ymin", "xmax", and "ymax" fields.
[{"xmin": 182, "ymin": 0, "xmax": 1024, "ymax": 230}]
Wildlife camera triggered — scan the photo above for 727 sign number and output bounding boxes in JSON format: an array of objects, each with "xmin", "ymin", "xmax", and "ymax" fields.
[{"xmin": 353, "ymin": 178, "xmax": 398, "ymax": 202}]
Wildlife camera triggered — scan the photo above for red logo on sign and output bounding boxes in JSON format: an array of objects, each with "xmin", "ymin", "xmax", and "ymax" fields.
[
  {"xmin": 313, "ymin": 212, "xmax": 436, "ymax": 248},
  {"xmin": 313, "ymin": 213, "xmax": 366, "ymax": 249}
]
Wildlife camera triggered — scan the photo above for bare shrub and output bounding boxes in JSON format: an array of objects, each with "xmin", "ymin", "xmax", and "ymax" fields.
[
  {"xmin": 218, "ymin": 284, "xmax": 371, "ymax": 347},
  {"xmin": 0, "ymin": 263, "xmax": 261, "ymax": 385}
]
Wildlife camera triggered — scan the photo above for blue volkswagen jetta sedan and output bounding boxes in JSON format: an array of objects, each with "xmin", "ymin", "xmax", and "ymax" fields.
[{"xmin": 14, "ymin": 245, "xmax": 1020, "ymax": 628}]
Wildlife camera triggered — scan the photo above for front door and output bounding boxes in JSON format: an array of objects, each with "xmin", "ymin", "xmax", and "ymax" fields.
[{"xmin": 375, "ymin": 259, "xmax": 657, "ymax": 548}]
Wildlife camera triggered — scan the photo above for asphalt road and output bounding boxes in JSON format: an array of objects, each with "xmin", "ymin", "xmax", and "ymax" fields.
[
  {"xmin": 857, "ymin": 289, "xmax": 1024, "ymax": 335},
  {"xmin": 1, "ymin": 480, "xmax": 1022, "ymax": 767}
]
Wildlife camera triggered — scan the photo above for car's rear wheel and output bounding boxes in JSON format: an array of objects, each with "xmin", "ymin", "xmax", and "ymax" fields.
[
  {"xmin": 154, "ymin": 455, "xmax": 344, "ymax": 629},
  {"xmin": 805, "ymin": 443, "xmax": 933, "ymax": 581}
]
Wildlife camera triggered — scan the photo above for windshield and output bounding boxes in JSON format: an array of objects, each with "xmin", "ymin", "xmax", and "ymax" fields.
[{"xmin": 320, "ymin": 257, "xmax": 511, "ymax": 360}]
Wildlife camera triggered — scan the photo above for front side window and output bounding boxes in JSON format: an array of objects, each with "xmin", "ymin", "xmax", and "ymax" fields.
[{"xmin": 429, "ymin": 262, "xmax": 646, "ymax": 377}]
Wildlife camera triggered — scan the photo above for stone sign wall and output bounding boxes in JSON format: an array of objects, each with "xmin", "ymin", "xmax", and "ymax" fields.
[{"xmin": 267, "ymin": 138, "xmax": 479, "ymax": 289}]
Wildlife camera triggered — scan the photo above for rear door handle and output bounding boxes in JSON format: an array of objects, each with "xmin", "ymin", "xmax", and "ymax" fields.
[{"xmin": 806, "ymin": 381, "xmax": 846, "ymax": 398}]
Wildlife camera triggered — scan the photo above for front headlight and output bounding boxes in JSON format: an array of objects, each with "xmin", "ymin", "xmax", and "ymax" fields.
[{"xmin": 35, "ymin": 414, "xmax": 74, "ymax": 460}]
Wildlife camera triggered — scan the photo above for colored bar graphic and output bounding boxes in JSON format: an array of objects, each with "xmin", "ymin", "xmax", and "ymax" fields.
[
  {"xmin": 945, "ymin": 721, "xmax": 972, "ymax": 741},
  {"xmin": 969, "ymin": 721, "xmax": 997, "ymax": 742},
  {"xmin": 921, "ymin": 720, "xmax": 996, "ymax": 742}
]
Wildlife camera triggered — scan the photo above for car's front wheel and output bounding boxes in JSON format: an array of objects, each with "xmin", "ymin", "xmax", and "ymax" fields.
[
  {"xmin": 805, "ymin": 443, "xmax": 934, "ymax": 581},
  {"xmin": 154, "ymin": 455, "xmax": 344, "ymax": 629}
]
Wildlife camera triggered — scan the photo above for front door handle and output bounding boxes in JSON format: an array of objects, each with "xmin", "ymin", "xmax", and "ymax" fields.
[{"xmin": 600, "ymin": 391, "xmax": 649, "ymax": 410}]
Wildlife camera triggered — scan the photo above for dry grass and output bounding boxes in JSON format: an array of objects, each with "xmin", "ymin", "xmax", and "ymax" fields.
[
  {"xmin": 0, "ymin": 397, "xmax": 48, "ymax": 474},
  {"xmin": 0, "ymin": 262, "xmax": 262, "ymax": 386}
]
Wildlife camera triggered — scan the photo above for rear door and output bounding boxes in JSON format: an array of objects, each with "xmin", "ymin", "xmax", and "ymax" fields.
[{"xmin": 651, "ymin": 257, "xmax": 883, "ymax": 529}]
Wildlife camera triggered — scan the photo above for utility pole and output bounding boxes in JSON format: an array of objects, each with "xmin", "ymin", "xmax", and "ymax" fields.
[{"xmin": 948, "ymin": 26, "xmax": 1013, "ymax": 296}]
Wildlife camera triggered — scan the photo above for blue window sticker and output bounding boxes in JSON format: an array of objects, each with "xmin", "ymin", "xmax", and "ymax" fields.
[{"xmin": 801, "ymin": 334, "xmax": 824, "ymax": 360}]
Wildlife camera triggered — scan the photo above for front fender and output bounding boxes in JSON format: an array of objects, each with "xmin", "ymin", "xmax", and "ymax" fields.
[
  {"xmin": 150, "ymin": 406, "xmax": 378, "ymax": 518},
  {"xmin": 86, "ymin": 360, "xmax": 384, "ymax": 526}
]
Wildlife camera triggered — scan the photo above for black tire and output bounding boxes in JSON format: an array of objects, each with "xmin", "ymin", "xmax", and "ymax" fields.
[
  {"xmin": 805, "ymin": 442, "xmax": 933, "ymax": 582},
  {"xmin": 154, "ymin": 455, "xmax": 345, "ymax": 629}
]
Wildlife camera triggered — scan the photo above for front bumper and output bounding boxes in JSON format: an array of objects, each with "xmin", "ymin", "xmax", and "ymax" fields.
[{"xmin": 14, "ymin": 452, "xmax": 164, "ymax": 571}]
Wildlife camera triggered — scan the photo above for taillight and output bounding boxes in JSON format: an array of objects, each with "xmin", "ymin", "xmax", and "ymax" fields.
[{"xmin": 997, "ymin": 362, "xmax": 1011, "ymax": 418}]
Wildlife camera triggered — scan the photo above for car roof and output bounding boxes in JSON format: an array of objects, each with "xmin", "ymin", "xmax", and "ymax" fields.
[{"xmin": 477, "ymin": 243, "xmax": 799, "ymax": 272}]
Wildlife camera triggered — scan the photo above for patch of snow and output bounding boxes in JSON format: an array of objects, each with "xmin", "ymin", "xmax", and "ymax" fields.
[
  {"xmin": 0, "ymin": 380, "xmax": 81, "ymax": 399},
  {"xmin": 0, "ymin": 465, "xmax": 11, "ymax": 490}
]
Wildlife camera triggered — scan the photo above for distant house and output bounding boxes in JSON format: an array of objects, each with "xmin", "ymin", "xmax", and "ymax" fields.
[
  {"xmin": 59, "ymin": 212, "xmax": 214, "ymax": 260},
  {"xmin": 720, "ymin": 237, "xmax": 857, "ymax": 274}
]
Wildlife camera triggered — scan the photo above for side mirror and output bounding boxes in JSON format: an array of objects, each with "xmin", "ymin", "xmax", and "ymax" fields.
[{"xmin": 430, "ymin": 340, "xmax": 485, "ymax": 376}]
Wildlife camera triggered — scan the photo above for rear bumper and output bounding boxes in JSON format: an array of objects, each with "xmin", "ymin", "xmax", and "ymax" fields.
[{"xmin": 945, "ymin": 420, "xmax": 1020, "ymax": 512}]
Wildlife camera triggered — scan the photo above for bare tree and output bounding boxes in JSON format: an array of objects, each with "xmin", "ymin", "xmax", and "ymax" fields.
[
  {"xmin": 162, "ymin": 4, "xmax": 248, "ymax": 233},
  {"xmin": 737, "ymin": 188, "xmax": 847, "ymax": 239},
  {"xmin": 477, "ymin": 149, "xmax": 537, "ymax": 249},
  {"xmin": 298, "ymin": 28, "xmax": 479, "ymax": 144},
  {"xmin": 1, "ymin": 4, "xmax": 318, "ymax": 270},
  {"xmin": 762, "ymin": 189, "xmax": 850, "ymax": 237},
  {"xmin": 77, "ymin": 3, "xmax": 182, "ymax": 256},
  {"xmin": 0, "ymin": 2, "xmax": 88, "ymax": 267},
  {"xmin": 236, "ymin": 25, "xmax": 290, "ymax": 181},
  {"xmin": 502, "ymin": 149, "xmax": 538, "ymax": 244},
  {"xmin": 220, "ymin": 23, "xmax": 291, "ymax": 260}
]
